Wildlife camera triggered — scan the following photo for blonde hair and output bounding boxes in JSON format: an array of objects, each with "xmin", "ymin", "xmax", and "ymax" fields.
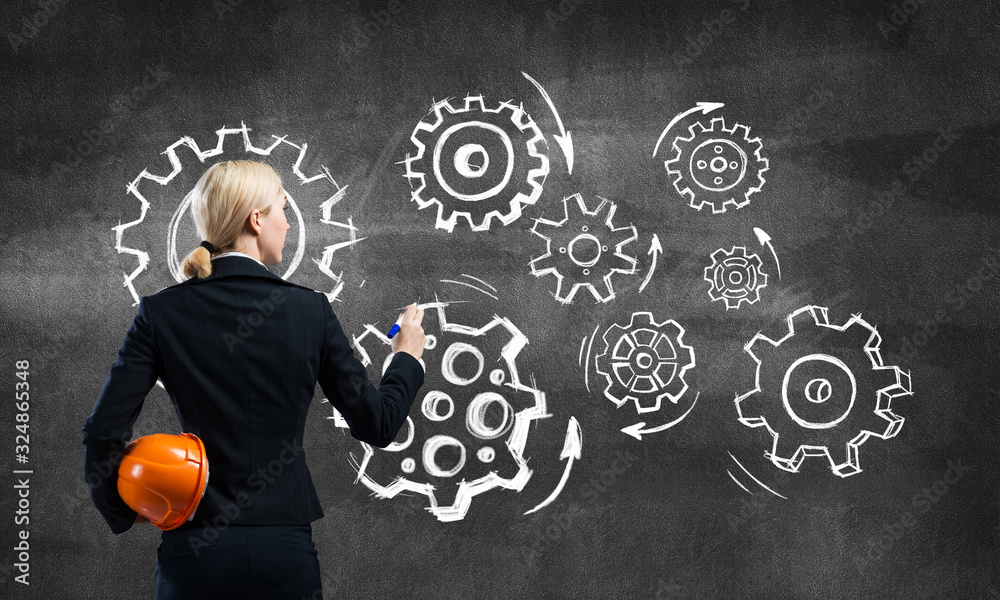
[{"xmin": 180, "ymin": 160, "xmax": 283, "ymax": 279}]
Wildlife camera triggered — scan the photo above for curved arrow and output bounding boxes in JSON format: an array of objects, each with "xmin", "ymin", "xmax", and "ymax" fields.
[
  {"xmin": 638, "ymin": 234, "xmax": 662, "ymax": 293},
  {"xmin": 621, "ymin": 392, "xmax": 700, "ymax": 440},
  {"xmin": 522, "ymin": 71, "xmax": 575, "ymax": 175},
  {"xmin": 652, "ymin": 102, "xmax": 725, "ymax": 158},
  {"xmin": 524, "ymin": 416, "xmax": 582, "ymax": 515},
  {"xmin": 753, "ymin": 227, "xmax": 782, "ymax": 279}
]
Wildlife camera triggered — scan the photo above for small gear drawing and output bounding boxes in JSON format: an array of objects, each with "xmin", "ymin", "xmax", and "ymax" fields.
[
  {"xmin": 735, "ymin": 306, "xmax": 913, "ymax": 477},
  {"xmin": 529, "ymin": 193, "xmax": 639, "ymax": 304},
  {"xmin": 114, "ymin": 122, "xmax": 357, "ymax": 305},
  {"xmin": 665, "ymin": 116, "xmax": 768, "ymax": 213},
  {"xmin": 403, "ymin": 95, "xmax": 550, "ymax": 232},
  {"xmin": 703, "ymin": 246, "xmax": 768, "ymax": 310},
  {"xmin": 335, "ymin": 300, "xmax": 549, "ymax": 522},
  {"xmin": 594, "ymin": 312, "xmax": 695, "ymax": 414}
]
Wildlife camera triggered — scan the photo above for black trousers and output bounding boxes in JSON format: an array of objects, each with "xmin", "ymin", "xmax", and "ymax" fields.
[{"xmin": 155, "ymin": 523, "xmax": 323, "ymax": 600}]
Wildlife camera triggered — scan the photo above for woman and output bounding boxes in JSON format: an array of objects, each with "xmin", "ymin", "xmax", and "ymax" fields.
[{"xmin": 81, "ymin": 160, "xmax": 426, "ymax": 599}]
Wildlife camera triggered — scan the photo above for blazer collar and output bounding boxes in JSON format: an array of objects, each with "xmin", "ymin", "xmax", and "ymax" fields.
[{"xmin": 186, "ymin": 255, "xmax": 303, "ymax": 288}]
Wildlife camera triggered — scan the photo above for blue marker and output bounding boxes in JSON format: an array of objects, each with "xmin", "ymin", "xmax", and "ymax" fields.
[{"xmin": 386, "ymin": 312, "xmax": 405, "ymax": 339}]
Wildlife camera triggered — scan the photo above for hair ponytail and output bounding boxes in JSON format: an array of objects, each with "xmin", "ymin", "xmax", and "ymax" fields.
[{"xmin": 181, "ymin": 245, "xmax": 215, "ymax": 280}]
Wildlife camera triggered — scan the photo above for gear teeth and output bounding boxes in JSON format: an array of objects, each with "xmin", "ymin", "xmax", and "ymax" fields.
[
  {"xmin": 872, "ymin": 369, "xmax": 910, "ymax": 439},
  {"xmin": 595, "ymin": 313, "xmax": 695, "ymax": 416},
  {"xmin": 603, "ymin": 321, "xmax": 629, "ymax": 342},
  {"xmin": 766, "ymin": 440, "xmax": 805, "ymax": 472},
  {"xmin": 874, "ymin": 409, "xmax": 905, "ymax": 438},
  {"xmin": 600, "ymin": 372, "xmax": 629, "ymax": 408},
  {"xmin": 681, "ymin": 122, "xmax": 701, "ymax": 143},
  {"xmin": 404, "ymin": 94, "xmax": 550, "ymax": 232},
  {"xmin": 731, "ymin": 122, "xmax": 750, "ymax": 138},
  {"xmin": 831, "ymin": 458, "xmax": 862, "ymax": 477},
  {"xmin": 426, "ymin": 99, "xmax": 451, "ymax": 126},
  {"xmin": 744, "ymin": 329, "xmax": 780, "ymax": 361},
  {"xmin": 858, "ymin": 400, "xmax": 905, "ymax": 439},
  {"xmin": 529, "ymin": 193, "xmax": 639, "ymax": 304},
  {"xmin": 788, "ymin": 305, "xmax": 828, "ymax": 334},
  {"xmin": 704, "ymin": 246, "xmax": 769, "ymax": 310},
  {"xmin": 706, "ymin": 198, "xmax": 727, "ymax": 214},
  {"xmin": 503, "ymin": 100, "xmax": 540, "ymax": 135},
  {"xmin": 463, "ymin": 95, "xmax": 487, "ymax": 112},
  {"xmin": 118, "ymin": 123, "xmax": 347, "ymax": 303},
  {"xmin": 658, "ymin": 367, "xmax": 688, "ymax": 402},
  {"xmin": 349, "ymin": 303, "xmax": 547, "ymax": 521},
  {"xmin": 529, "ymin": 250, "xmax": 556, "ymax": 272},
  {"xmin": 736, "ymin": 305, "xmax": 913, "ymax": 478},
  {"xmin": 879, "ymin": 369, "xmax": 912, "ymax": 402},
  {"xmin": 664, "ymin": 115, "xmax": 768, "ymax": 213},
  {"xmin": 772, "ymin": 436, "xmax": 812, "ymax": 471},
  {"xmin": 735, "ymin": 390, "xmax": 768, "ymax": 427},
  {"xmin": 630, "ymin": 312, "xmax": 654, "ymax": 328}
]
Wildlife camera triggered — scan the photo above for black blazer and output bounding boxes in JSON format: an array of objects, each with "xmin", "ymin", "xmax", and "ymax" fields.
[{"xmin": 81, "ymin": 255, "xmax": 424, "ymax": 534}]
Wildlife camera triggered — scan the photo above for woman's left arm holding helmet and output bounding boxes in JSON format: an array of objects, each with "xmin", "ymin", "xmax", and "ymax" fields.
[{"xmin": 81, "ymin": 296, "xmax": 161, "ymax": 534}]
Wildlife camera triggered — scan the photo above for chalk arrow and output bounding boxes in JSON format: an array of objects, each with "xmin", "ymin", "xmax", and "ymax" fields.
[
  {"xmin": 638, "ymin": 234, "xmax": 663, "ymax": 293},
  {"xmin": 753, "ymin": 227, "xmax": 782, "ymax": 279},
  {"xmin": 522, "ymin": 71, "xmax": 575, "ymax": 175},
  {"xmin": 621, "ymin": 392, "xmax": 700, "ymax": 441},
  {"xmin": 524, "ymin": 416, "xmax": 582, "ymax": 515},
  {"xmin": 653, "ymin": 102, "xmax": 726, "ymax": 158}
]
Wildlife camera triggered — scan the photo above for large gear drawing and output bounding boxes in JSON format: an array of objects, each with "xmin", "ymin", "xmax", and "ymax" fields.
[
  {"xmin": 735, "ymin": 306, "xmax": 913, "ymax": 477},
  {"xmin": 703, "ymin": 246, "xmax": 768, "ymax": 310},
  {"xmin": 334, "ymin": 300, "xmax": 549, "ymax": 522},
  {"xmin": 529, "ymin": 193, "xmax": 639, "ymax": 304},
  {"xmin": 114, "ymin": 122, "xmax": 356, "ymax": 305},
  {"xmin": 594, "ymin": 312, "xmax": 695, "ymax": 415},
  {"xmin": 402, "ymin": 95, "xmax": 550, "ymax": 232},
  {"xmin": 665, "ymin": 116, "xmax": 768, "ymax": 214}
]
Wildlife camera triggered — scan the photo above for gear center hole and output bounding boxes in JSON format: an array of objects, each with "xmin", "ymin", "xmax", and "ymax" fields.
[
  {"xmin": 568, "ymin": 233, "xmax": 603, "ymax": 268},
  {"xmin": 454, "ymin": 143, "xmax": 489, "ymax": 178},
  {"xmin": 805, "ymin": 378, "xmax": 833, "ymax": 404}
]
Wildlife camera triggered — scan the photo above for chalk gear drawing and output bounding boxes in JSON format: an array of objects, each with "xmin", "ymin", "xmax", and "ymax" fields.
[
  {"xmin": 595, "ymin": 312, "xmax": 695, "ymax": 415},
  {"xmin": 735, "ymin": 306, "xmax": 913, "ymax": 477},
  {"xmin": 665, "ymin": 116, "xmax": 768, "ymax": 213},
  {"xmin": 703, "ymin": 246, "xmax": 769, "ymax": 310},
  {"xmin": 403, "ymin": 95, "xmax": 550, "ymax": 232},
  {"xmin": 339, "ymin": 301, "xmax": 549, "ymax": 522},
  {"xmin": 116, "ymin": 123, "xmax": 353, "ymax": 305},
  {"xmin": 529, "ymin": 193, "xmax": 639, "ymax": 304}
]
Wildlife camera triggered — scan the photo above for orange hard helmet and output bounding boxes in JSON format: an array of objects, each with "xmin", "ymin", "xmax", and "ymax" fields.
[{"xmin": 117, "ymin": 432, "xmax": 210, "ymax": 531}]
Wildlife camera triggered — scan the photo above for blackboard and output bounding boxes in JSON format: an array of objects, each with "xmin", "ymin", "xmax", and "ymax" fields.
[{"xmin": 3, "ymin": 0, "xmax": 998, "ymax": 598}]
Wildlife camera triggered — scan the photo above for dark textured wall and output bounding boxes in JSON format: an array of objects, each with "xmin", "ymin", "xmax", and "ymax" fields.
[{"xmin": 2, "ymin": 0, "xmax": 998, "ymax": 598}]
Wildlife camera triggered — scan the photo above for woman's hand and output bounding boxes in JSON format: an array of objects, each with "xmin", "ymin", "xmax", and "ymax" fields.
[{"xmin": 390, "ymin": 303, "xmax": 426, "ymax": 361}]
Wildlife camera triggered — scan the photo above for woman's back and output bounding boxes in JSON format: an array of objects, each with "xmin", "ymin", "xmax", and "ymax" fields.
[
  {"xmin": 82, "ymin": 254, "xmax": 425, "ymax": 535},
  {"xmin": 147, "ymin": 254, "xmax": 329, "ymax": 531},
  {"xmin": 81, "ymin": 160, "xmax": 426, "ymax": 599}
]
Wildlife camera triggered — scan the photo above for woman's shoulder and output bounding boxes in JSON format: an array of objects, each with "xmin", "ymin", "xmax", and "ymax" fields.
[{"xmin": 151, "ymin": 274, "xmax": 325, "ymax": 303}]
